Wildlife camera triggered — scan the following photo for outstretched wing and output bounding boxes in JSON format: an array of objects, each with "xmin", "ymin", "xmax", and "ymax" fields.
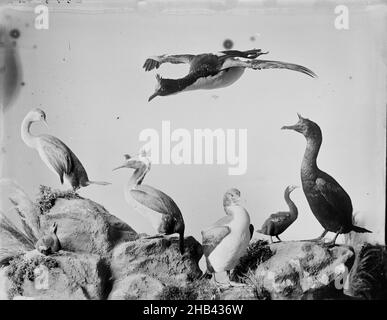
[
  {"xmin": 143, "ymin": 54, "xmax": 195, "ymax": 71},
  {"xmin": 130, "ymin": 185, "xmax": 183, "ymax": 220},
  {"xmin": 201, "ymin": 215, "xmax": 232, "ymax": 257},
  {"xmin": 39, "ymin": 135, "xmax": 73, "ymax": 184},
  {"xmin": 315, "ymin": 175, "xmax": 353, "ymax": 223},
  {"xmin": 251, "ymin": 59, "xmax": 317, "ymax": 78}
]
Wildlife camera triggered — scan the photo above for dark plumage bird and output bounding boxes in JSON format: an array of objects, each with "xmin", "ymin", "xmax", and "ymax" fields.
[
  {"xmin": 113, "ymin": 152, "xmax": 186, "ymax": 254},
  {"xmin": 35, "ymin": 222, "xmax": 61, "ymax": 255},
  {"xmin": 257, "ymin": 185, "xmax": 299, "ymax": 243},
  {"xmin": 281, "ymin": 114, "xmax": 371, "ymax": 245},
  {"xmin": 21, "ymin": 109, "xmax": 110, "ymax": 191},
  {"xmin": 143, "ymin": 49, "xmax": 317, "ymax": 101}
]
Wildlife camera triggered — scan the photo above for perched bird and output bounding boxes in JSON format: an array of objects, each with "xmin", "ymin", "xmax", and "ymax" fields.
[
  {"xmin": 143, "ymin": 49, "xmax": 317, "ymax": 101},
  {"xmin": 113, "ymin": 152, "xmax": 186, "ymax": 254},
  {"xmin": 256, "ymin": 185, "xmax": 299, "ymax": 243},
  {"xmin": 281, "ymin": 114, "xmax": 371, "ymax": 245},
  {"xmin": 201, "ymin": 188, "xmax": 251, "ymax": 286},
  {"xmin": 21, "ymin": 108, "xmax": 110, "ymax": 190},
  {"xmin": 35, "ymin": 222, "xmax": 61, "ymax": 255}
]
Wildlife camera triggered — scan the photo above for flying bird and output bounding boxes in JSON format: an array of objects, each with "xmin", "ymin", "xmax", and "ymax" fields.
[
  {"xmin": 143, "ymin": 49, "xmax": 317, "ymax": 101},
  {"xmin": 281, "ymin": 114, "xmax": 371, "ymax": 245},
  {"xmin": 256, "ymin": 185, "xmax": 299, "ymax": 243},
  {"xmin": 201, "ymin": 188, "xmax": 251, "ymax": 286},
  {"xmin": 21, "ymin": 108, "xmax": 110, "ymax": 190},
  {"xmin": 113, "ymin": 152, "xmax": 186, "ymax": 254}
]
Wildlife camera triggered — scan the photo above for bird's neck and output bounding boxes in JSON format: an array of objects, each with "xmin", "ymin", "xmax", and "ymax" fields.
[
  {"xmin": 128, "ymin": 166, "xmax": 148, "ymax": 189},
  {"xmin": 301, "ymin": 136, "xmax": 322, "ymax": 178},
  {"xmin": 21, "ymin": 117, "xmax": 37, "ymax": 148},
  {"xmin": 284, "ymin": 192, "xmax": 298, "ymax": 219},
  {"xmin": 162, "ymin": 73, "xmax": 205, "ymax": 93}
]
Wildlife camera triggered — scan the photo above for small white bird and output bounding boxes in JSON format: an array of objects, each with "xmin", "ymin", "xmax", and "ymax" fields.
[
  {"xmin": 201, "ymin": 188, "xmax": 251, "ymax": 286},
  {"xmin": 21, "ymin": 108, "xmax": 110, "ymax": 190},
  {"xmin": 143, "ymin": 49, "xmax": 317, "ymax": 101},
  {"xmin": 113, "ymin": 152, "xmax": 186, "ymax": 254}
]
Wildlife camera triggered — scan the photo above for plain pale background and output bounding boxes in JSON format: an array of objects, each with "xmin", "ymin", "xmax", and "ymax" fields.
[{"xmin": 1, "ymin": 2, "xmax": 386, "ymax": 252}]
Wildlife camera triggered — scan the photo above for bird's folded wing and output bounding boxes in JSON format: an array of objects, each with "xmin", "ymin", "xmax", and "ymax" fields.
[
  {"xmin": 269, "ymin": 212, "xmax": 290, "ymax": 224},
  {"xmin": 252, "ymin": 60, "xmax": 317, "ymax": 78},
  {"xmin": 143, "ymin": 54, "xmax": 195, "ymax": 71},
  {"xmin": 130, "ymin": 186, "xmax": 182, "ymax": 219},
  {"xmin": 315, "ymin": 177, "xmax": 352, "ymax": 216},
  {"xmin": 40, "ymin": 135, "xmax": 73, "ymax": 183},
  {"xmin": 201, "ymin": 225, "xmax": 231, "ymax": 257}
]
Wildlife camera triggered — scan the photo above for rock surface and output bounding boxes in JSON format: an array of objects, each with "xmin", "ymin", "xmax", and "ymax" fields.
[
  {"xmin": 250, "ymin": 241, "xmax": 355, "ymax": 299},
  {"xmin": 108, "ymin": 235, "xmax": 203, "ymax": 299},
  {"xmin": 39, "ymin": 198, "xmax": 137, "ymax": 257},
  {"xmin": 1, "ymin": 187, "xmax": 362, "ymax": 300},
  {"xmin": 5, "ymin": 250, "xmax": 110, "ymax": 300}
]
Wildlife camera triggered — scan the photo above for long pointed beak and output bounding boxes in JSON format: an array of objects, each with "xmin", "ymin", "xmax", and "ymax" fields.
[
  {"xmin": 112, "ymin": 164, "xmax": 126, "ymax": 171},
  {"xmin": 281, "ymin": 124, "xmax": 298, "ymax": 130},
  {"xmin": 148, "ymin": 92, "xmax": 158, "ymax": 102}
]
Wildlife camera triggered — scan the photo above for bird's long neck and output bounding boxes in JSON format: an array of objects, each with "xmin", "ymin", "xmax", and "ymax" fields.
[
  {"xmin": 127, "ymin": 165, "xmax": 149, "ymax": 189},
  {"xmin": 301, "ymin": 135, "xmax": 322, "ymax": 179},
  {"xmin": 21, "ymin": 117, "xmax": 37, "ymax": 148},
  {"xmin": 284, "ymin": 191, "xmax": 298, "ymax": 219}
]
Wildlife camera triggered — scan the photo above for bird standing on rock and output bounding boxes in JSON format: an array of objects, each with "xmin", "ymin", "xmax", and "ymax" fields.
[
  {"xmin": 21, "ymin": 108, "xmax": 110, "ymax": 191},
  {"xmin": 143, "ymin": 49, "xmax": 317, "ymax": 101},
  {"xmin": 35, "ymin": 222, "xmax": 61, "ymax": 255},
  {"xmin": 201, "ymin": 188, "xmax": 251, "ymax": 287},
  {"xmin": 281, "ymin": 114, "xmax": 371, "ymax": 245},
  {"xmin": 113, "ymin": 152, "xmax": 186, "ymax": 254},
  {"xmin": 257, "ymin": 185, "xmax": 299, "ymax": 243}
]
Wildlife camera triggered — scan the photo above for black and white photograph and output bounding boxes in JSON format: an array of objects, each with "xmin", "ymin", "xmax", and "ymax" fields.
[{"xmin": 0, "ymin": 0, "xmax": 386, "ymax": 306}]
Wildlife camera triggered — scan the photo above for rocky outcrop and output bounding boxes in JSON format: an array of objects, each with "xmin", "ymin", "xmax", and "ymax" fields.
[
  {"xmin": 1, "ymin": 187, "xmax": 203, "ymax": 300},
  {"xmin": 39, "ymin": 198, "xmax": 137, "ymax": 257},
  {"xmin": 109, "ymin": 236, "xmax": 203, "ymax": 300},
  {"xmin": 1, "ymin": 185, "xmax": 368, "ymax": 300},
  {"xmin": 248, "ymin": 241, "xmax": 355, "ymax": 300},
  {"xmin": 6, "ymin": 250, "xmax": 110, "ymax": 300}
]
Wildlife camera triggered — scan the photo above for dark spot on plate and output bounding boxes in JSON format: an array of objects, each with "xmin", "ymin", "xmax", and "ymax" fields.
[
  {"xmin": 223, "ymin": 39, "xmax": 233, "ymax": 50},
  {"xmin": 9, "ymin": 29, "xmax": 20, "ymax": 39},
  {"xmin": 21, "ymin": 82, "xmax": 25, "ymax": 86}
]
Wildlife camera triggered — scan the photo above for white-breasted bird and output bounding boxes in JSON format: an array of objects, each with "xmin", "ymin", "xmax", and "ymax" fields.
[
  {"xmin": 201, "ymin": 188, "xmax": 251, "ymax": 286},
  {"xmin": 113, "ymin": 152, "xmax": 186, "ymax": 254},
  {"xmin": 143, "ymin": 49, "xmax": 317, "ymax": 101},
  {"xmin": 21, "ymin": 108, "xmax": 110, "ymax": 190}
]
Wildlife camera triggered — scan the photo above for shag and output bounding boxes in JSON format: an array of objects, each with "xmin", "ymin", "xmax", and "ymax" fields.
[
  {"xmin": 143, "ymin": 49, "xmax": 317, "ymax": 101},
  {"xmin": 113, "ymin": 152, "xmax": 185, "ymax": 254},
  {"xmin": 35, "ymin": 222, "xmax": 61, "ymax": 255},
  {"xmin": 201, "ymin": 188, "xmax": 251, "ymax": 286},
  {"xmin": 281, "ymin": 114, "xmax": 371, "ymax": 245},
  {"xmin": 21, "ymin": 108, "xmax": 110, "ymax": 190},
  {"xmin": 256, "ymin": 185, "xmax": 299, "ymax": 243}
]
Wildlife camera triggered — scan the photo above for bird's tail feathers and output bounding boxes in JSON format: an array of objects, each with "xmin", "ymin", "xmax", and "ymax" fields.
[
  {"xmin": 87, "ymin": 180, "xmax": 111, "ymax": 186},
  {"xmin": 351, "ymin": 225, "xmax": 372, "ymax": 233}
]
